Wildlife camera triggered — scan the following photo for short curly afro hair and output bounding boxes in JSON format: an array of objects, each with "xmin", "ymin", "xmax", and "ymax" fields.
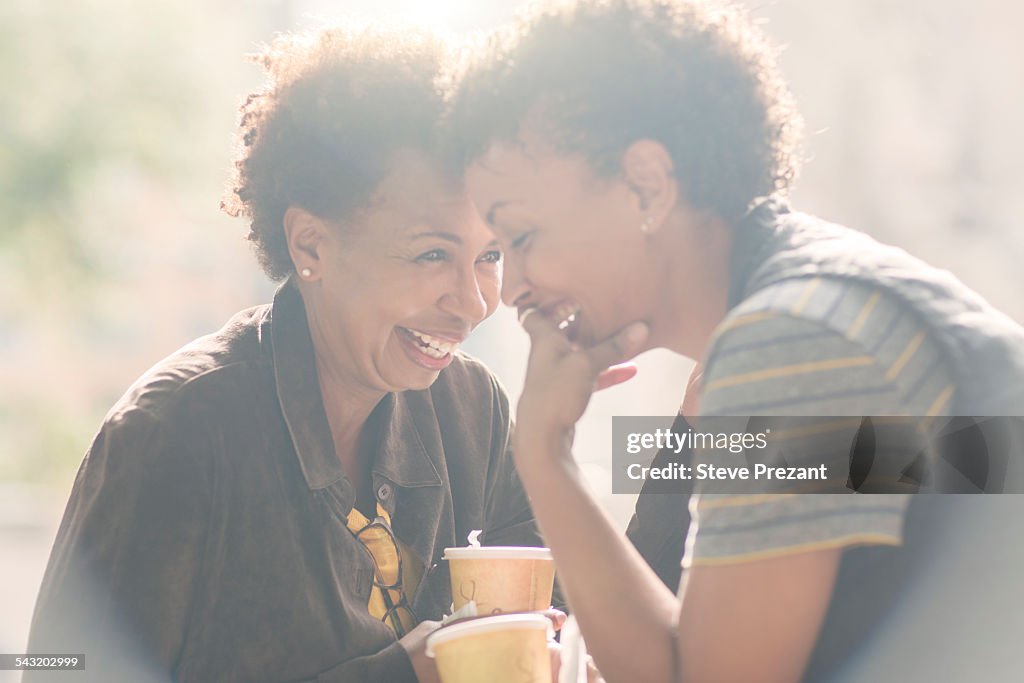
[
  {"xmin": 446, "ymin": 0, "xmax": 803, "ymax": 224},
  {"xmin": 222, "ymin": 25, "xmax": 454, "ymax": 281}
]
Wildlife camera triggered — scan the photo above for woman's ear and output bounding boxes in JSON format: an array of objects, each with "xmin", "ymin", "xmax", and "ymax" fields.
[
  {"xmin": 283, "ymin": 206, "xmax": 328, "ymax": 280},
  {"xmin": 621, "ymin": 140, "xmax": 678, "ymax": 234}
]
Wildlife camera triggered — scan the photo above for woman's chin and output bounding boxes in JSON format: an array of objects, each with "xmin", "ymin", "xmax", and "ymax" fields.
[
  {"xmin": 372, "ymin": 365, "xmax": 441, "ymax": 394},
  {"xmin": 400, "ymin": 367, "xmax": 444, "ymax": 391}
]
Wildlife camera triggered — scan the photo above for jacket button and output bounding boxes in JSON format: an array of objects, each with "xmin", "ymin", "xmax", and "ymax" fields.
[{"xmin": 377, "ymin": 483, "xmax": 392, "ymax": 501}]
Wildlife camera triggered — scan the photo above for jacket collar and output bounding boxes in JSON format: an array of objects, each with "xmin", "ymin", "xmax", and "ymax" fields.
[
  {"xmin": 371, "ymin": 392, "xmax": 443, "ymax": 488},
  {"xmin": 269, "ymin": 279, "xmax": 443, "ymax": 496},
  {"xmin": 727, "ymin": 195, "xmax": 792, "ymax": 309}
]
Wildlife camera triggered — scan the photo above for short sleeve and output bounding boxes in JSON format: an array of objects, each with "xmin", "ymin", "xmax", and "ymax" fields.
[
  {"xmin": 685, "ymin": 494, "xmax": 910, "ymax": 567},
  {"xmin": 685, "ymin": 278, "xmax": 953, "ymax": 567}
]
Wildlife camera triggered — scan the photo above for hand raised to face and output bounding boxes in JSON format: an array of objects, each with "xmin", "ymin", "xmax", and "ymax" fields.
[{"xmin": 514, "ymin": 307, "xmax": 648, "ymax": 461}]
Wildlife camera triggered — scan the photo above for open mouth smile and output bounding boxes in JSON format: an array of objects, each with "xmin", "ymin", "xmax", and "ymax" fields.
[{"xmin": 397, "ymin": 327, "xmax": 463, "ymax": 370}]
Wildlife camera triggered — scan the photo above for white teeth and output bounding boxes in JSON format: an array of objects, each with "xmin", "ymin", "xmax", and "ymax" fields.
[
  {"xmin": 406, "ymin": 329, "xmax": 457, "ymax": 358},
  {"xmin": 552, "ymin": 304, "xmax": 580, "ymax": 331},
  {"xmin": 420, "ymin": 345, "xmax": 447, "ymax": 359}
]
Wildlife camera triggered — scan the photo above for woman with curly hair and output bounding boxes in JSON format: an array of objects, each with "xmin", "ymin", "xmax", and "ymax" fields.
[
  {"xmin": 26, "ymin": 25, "xmax": 551, "ymax": 683},
  {"xmin": 449, "ymin": 0, "xmax": 1024, "ymax": 681}
]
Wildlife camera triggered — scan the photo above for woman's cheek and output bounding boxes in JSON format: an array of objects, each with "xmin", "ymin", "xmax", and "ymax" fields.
[{"xmin": 481, "ymin": 268, "xmax": 502, "ymax": 316}]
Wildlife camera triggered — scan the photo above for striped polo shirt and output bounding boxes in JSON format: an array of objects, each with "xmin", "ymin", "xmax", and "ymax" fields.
[{"xmin": 684, "ymin": 276, "xmax": 954, "ymax": 566}]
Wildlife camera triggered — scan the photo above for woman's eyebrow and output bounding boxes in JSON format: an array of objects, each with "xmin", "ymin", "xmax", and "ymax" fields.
[
  {"xmin": 408, "ymin": 231, "xmax": 500, "ymax": 250},
  {"xmin": 485, "ymin": 200, "xmax": 519, "ymax": 225},
  {"xmin": 409, "ymin": 230, "xmax": 463, "ymax": 244}
]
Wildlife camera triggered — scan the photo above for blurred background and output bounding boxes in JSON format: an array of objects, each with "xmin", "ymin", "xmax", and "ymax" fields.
[{"xmin": 2, "ymin": 0, "xmax": 1022, "ymax": 670}]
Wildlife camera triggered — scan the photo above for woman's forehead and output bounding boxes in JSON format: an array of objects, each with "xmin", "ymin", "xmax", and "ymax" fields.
[
  {"xmin": 468, "ymin": 138, "xmax": 603, "ymax": 213},
  {"xmin": 361, "ymin": 151, "xmax": 465, "ymax": 215},
  {"xmin": 373, "ymin": 149, "xmax": 455, "ymax": 199},
  {"xmin": 343, "ymin": 151, "xmax": 489, "ymax": 243}
]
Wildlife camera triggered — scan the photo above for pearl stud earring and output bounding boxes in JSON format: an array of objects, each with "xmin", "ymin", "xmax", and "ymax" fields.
[{"xmin": 300, "ymin": 268, "xmax": 312, "ymax": 278}]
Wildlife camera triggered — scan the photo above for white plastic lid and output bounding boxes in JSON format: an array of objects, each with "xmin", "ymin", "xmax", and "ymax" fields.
[
  {"xmin": 426, "ymin": 613, "xmax": 553, "ymax": 656},
  {"xmin": 442, "ymin": 546, "xmax": 553, "ymax": 561}
]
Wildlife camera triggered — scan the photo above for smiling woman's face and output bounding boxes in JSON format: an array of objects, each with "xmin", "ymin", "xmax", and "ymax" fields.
[
  {"xmin": 465, "ymin": 135, "xmax": 659, "ymax": 348},
  {"xmin": 296, "ymin": 150, "xmax": 502, "ymax": 395}
]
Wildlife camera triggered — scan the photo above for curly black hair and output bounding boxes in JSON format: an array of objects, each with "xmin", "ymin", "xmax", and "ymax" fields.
[
  {"xmin": 222, "ymin": 25, "xmax": 454, "ymax": 280},
  {"xmin": 446, "ymin": 0, "xmax": 803, "ymax": 224}
]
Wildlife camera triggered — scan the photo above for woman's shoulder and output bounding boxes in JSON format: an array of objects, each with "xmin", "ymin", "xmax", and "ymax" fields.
[
  {"xmin": 714, "ymin": 277, "xmax": 937, "ymax": 359},
  {"xmin": 704, "ymin": 278, "xmax": 953, "ymax": 415},
  {"xmin": 108, "ymin": 303, "xmax": 275, "ymax": 428}
]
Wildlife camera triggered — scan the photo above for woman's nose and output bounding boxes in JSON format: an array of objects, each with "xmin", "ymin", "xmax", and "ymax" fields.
[
  {"xmin": 440, "ymin": 265, "xmax": 491, "ymax": 324},
  {"xmin": 500, "ymin": 252, "xmax": 531, "ymax": 308}
]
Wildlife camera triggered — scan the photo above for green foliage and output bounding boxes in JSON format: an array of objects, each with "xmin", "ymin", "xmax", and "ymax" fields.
[
  {"xmin": 1, "ymin": 0, "xmax": 270, "ymax": 487},
  {"xmin": 0, "ymin": 0, "xmax": 260, "ymax": 280}
]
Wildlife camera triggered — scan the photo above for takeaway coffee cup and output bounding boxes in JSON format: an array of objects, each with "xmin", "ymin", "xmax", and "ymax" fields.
[
  {"xmin": 426, "ymin": 613, "xmax": 553, "ymax": 683},
  {"xmin": 443, "ymin": 546, "xmax": 555, "ymax": 615}
]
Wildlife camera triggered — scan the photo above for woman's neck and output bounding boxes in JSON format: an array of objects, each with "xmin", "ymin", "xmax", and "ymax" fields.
[
  {"xmin": 314, "ymin": 354, "xmax": 387, "ymax": 491},
  {"xmin": 645, "ymin": 208, "xmax": 735, "ymax": 362},
  {"xmin": 299, "ymin": 291, "xmax": 388, "ymax": 475}
]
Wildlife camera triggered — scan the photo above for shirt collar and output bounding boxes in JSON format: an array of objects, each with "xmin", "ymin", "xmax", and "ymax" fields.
[
  {"xmin": 371, "ymin": 392, "xmax": 443, "ymax": 488},
  {"xmin": 269, "ymin": 279, "xmax": 442, "ymax": 493},
  {"xmin": 727, "ymin": 195, "xmax": 792, "ymax": 309}
]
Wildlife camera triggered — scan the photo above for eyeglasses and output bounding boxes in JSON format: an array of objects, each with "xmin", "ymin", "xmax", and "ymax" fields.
[{"xmin": 353, "ymin": 515, "xmax": 418, "ymax": 637}]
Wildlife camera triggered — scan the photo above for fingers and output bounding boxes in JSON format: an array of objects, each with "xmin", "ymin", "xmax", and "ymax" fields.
[
  {"xmin": 549, "ymin": 641, "xmax": 562, "ymax": 682},
  {"xmin": 407, "ymin": 619, "xmax": 441, "ymax": 634},
  {"xmin": 517, "ymin": 306, "xmax": 550, "ymax": 337},
  {"xmin": 595, "ymin": 362, "xmax": 639, "ymax": 391},
  {"xmin": 583, "ymin": 322, "xmax": 648, "ymax": 376},
  {"xmin": 541, "ymin": 608, "xmax": 567, "ymax": 631},
  {"xmin": 397, "ymin": 619, "xmax": 444, "ymax": 681},
  {"xmin": 519, "ymin": 305, "xmax": 648, "ymax": 390},
  {"xmin": 399, "ymin": 619, "xmax": 442, "ymax": 643},
  {"xmin": 518, "ymin": 306, "xmax": 567, "ymax": 349}
]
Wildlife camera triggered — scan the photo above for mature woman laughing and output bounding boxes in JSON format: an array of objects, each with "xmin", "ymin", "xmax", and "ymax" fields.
[{"xmin": 27, "ymin": 26, "xmax": 546, "ymax": 683}]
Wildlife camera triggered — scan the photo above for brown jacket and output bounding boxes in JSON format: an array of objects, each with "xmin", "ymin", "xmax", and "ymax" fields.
[{"xmin": 26, "ymin": 280, "xmax": 545, "ymax": 683}]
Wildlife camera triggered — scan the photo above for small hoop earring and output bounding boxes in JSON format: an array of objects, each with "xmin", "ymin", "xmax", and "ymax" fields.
[{"xmin": 300, "ymin": 267, "xmax": 312, "ymax": 278}]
